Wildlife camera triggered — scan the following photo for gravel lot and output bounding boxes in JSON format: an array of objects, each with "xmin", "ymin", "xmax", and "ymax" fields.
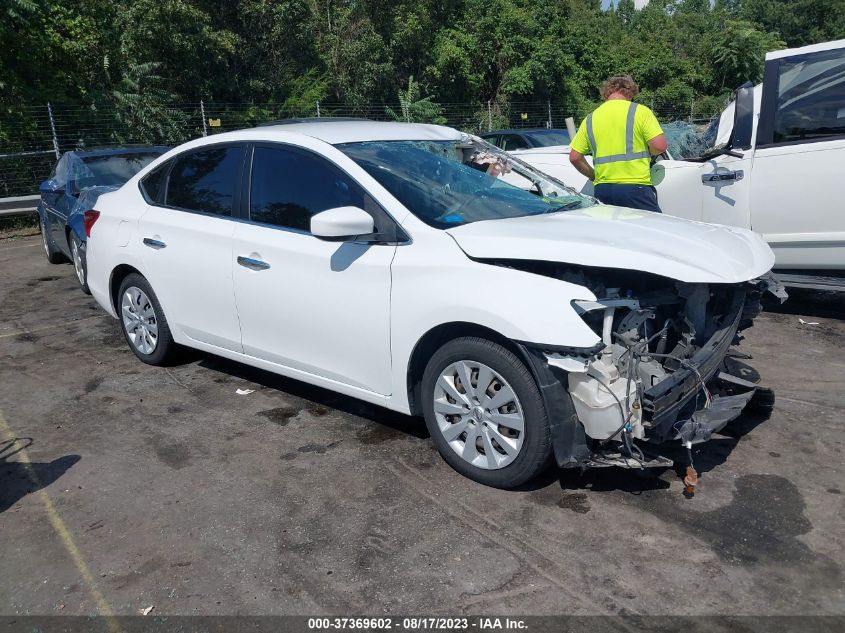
[{"xmin": 1, "ymin": 234, "xmax": 843, "ymax": 617}]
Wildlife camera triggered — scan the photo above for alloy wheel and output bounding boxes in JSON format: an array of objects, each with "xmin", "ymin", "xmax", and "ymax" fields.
[
  {"xmin": 41, "ymin": 220, "xmax": 50, "ymax": 256},
  {"xmin": 121, "ymin": 286, "xmax": 158, "ymax": 355},
  {"xmin": 71, "ymin": 239, "xmax": 85, "ymax": 285},
  {"xmin": 433, "ymin": 360, "xmax": 525, "ymax": 469}
]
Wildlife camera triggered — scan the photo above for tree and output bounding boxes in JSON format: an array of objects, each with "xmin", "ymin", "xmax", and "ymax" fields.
[{"xmin": 385, "ymin": 76, "xmax": 446, "ymax": 124}]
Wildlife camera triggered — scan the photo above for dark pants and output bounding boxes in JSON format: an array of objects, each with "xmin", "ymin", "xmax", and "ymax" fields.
[{"xmin": 594, "ymin": 183, "xmax": 662, "ymax": 213}]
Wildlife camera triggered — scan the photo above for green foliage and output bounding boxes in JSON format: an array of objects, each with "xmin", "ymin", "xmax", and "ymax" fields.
[
  {"xmin": 711, "ymin": 19, "xmax": 785, "ymax": 89},
  {"xmin": 0, "ymin": 0, "xmax": 835, "ymax": 145},
  {"xmin": 385, "ymin": 77, "xmax": 446, "ymax": 124}
]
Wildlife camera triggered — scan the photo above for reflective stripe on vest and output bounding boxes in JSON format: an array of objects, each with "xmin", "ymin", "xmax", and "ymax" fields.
[{"xmin": 585, "ymin": 102, "xmax": 651, "ymax": 165}]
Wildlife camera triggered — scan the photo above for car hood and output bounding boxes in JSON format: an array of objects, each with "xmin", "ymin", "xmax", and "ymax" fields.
[{"xmin": 445, "ymin": 205, "xmax": 775, "ymax": 284}]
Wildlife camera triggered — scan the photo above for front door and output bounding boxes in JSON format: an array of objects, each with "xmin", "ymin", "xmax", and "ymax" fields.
[
  {"xmin": 232, "ymin": 144, "xmax": 394, "ymax": 395},
  {"xmin": 137, "ymin": 144, "xmax": 244, "ymax": 352},
  {"xmin": 651, "ymin": 154, "xmax": 753, "ymax": 227},
  {"xmin": 750, "ymin": 44, "xmax": 845, "ymax": 269}
]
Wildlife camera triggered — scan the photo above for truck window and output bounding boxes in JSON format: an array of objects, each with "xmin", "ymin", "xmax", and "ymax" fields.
[{"xmin": 774, "ymin": 48, "xmax": 845, "ymax": 144}]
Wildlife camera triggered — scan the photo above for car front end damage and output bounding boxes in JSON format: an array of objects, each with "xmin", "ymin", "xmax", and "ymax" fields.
[{"xmin": 512, "ymin": 263, "xmax": 787, "ymax": 477}]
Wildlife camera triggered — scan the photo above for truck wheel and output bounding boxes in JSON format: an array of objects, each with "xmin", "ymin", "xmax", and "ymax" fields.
[{"xmin": 421, "ymin": 337, "xmax": 552, "ymax": 489}]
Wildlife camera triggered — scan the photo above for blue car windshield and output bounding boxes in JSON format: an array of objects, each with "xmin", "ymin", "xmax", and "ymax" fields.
[
  {"xmin": 337, "ymin": 139, "xmax": 592, "ymax": 228},
  {"xmin": 78, "ymin": 153, "xmax": 161, "ymax": 188}
]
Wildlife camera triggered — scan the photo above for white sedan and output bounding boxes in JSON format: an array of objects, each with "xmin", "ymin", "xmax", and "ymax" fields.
[{"xmin": 85, "ymin": 120, "xmax": 779, "ymax": 488}]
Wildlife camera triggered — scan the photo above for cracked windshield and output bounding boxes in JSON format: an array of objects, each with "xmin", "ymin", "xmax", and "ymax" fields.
[{"xmin": 338, "ymin": 139, "xmax": 593, "ymax": 228}]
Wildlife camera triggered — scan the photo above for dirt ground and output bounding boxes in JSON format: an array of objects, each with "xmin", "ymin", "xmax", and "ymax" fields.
[{"xmin": 1, "ymin": 234, "xmax": 843, "ymax": 617}]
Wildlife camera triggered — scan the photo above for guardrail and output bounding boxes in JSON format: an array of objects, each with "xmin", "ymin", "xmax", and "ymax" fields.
[{"xmin": 0, "ymin": 195, "xmax": 39, "ymax": 217}]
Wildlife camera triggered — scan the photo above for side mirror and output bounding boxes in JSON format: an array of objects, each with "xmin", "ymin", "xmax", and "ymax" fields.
[
  {"xmin": 310, "ymin": 206, "xmax": 375, "ymax": 241},
  {"xmin": 730, "ymin": 81, "xmax": 754, "ymax": 151}
]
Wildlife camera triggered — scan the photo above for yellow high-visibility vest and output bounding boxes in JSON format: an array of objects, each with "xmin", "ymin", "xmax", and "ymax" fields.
[{"xmin": 570, "ymin": 100, "xmax": 663, "ymax": 186}]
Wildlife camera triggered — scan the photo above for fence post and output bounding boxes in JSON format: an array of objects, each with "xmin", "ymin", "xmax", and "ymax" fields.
[
  {"xmin": 547, "ymin": 99, "xmax": 552, "ymax": 129},
  {"xmin": 689, "ymin": 97, "xmax": 694, "ymax": 122},
  {"xmin": 200, "ymin": 100, "xmax": 208, "ymax": 137},
  {"xmin": 316, "ymin": 101, "xmax": 321, "ymax": 118},
  {"xmin": 47, "ymin": 103, "xmax": 60, "ymax": 159},
  {"xmin": 487, "ymin": 100, "xmax": 492, "ymax": 132}
]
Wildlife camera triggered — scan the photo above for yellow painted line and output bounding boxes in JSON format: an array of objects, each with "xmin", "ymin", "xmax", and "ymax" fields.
[
  {"xmin": 0, "ymin": 411, "xmax": 122, "ymax": 631},
  {"xmin": 0, "ymin": 314, "xmax": 108, "ymax": 339}
]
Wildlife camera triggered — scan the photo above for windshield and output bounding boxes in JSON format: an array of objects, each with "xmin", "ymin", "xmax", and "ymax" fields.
[
  {"xmin": 78, "ymin": 153, "xmax": 163, "ymax": 188},
  {"xmin": 337, "ymin": 138, "xmax": 593, "ymax": 229},
  {"xmin": 524, "ymin": 130, "xmax": 571, "ymax": 147}
]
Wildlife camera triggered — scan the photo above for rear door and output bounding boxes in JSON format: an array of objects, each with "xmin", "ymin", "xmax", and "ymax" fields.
[
  {"xmin": 137, "ymin": 144, "xmax": 244, "ymax": 352},
  {"xmin": 750, "ymin": 43, "xmax": 845, "ymax": 269},
  {"xmin": 231, "ymin": 143, "xmax": 395, "ymax": 395}
]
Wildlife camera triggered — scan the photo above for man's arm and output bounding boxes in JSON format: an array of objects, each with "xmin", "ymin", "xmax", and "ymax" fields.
[
  {"xmin": 647, "ymin": 134, "xmax": 668, "ymax": 155},
  {"xmin": 569, "ymin": 149, "xmax": 595, "ymax": 181}
]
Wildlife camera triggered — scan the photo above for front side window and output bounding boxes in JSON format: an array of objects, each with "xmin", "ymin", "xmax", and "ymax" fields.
[
  {"xmin": 337, "ymin": 139, "xmax": 592, "ymax": 229},
  {"xmin": 166, "ymin": 146, "xmax": 242, "ymax": 216},
  {"xmin": 501, "ymin": 134, "xmax": 529, "ymax": 151},
  {"xmin": 774, "ymin": 48, "xmax": 845, "ymax": 144},
  {"xmin": 249, "ymin": 146, "xmax": 370, "ymax": 232}
]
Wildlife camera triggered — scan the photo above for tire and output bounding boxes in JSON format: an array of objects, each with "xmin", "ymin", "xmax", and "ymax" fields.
[
  {"xmin": 40, "ymin": 214, "xmax": 65, "ymax": 264},
  {"xmin": 421, "ymin": 337, "xmax": 552, "ymax": 489},
  {"xmin": 70, "ymin": 233, "xmax": 90, "ymax": 294},
  {"xmin": 117, "ymin": 273, "xmax": 178, "ymax": 366}
]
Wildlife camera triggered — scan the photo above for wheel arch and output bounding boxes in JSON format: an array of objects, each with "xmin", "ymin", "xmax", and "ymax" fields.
[
  {"xmin": 405, "ymin": 321, "xmax": 530, "ymax": 417},
  {"xmin": 109, "ymin": 264, "xmax": 143, "ymax": 315}
]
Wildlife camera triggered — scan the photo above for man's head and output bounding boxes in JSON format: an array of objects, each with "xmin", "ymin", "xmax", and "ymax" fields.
[{"xmin": 600, "ymin": 75, "xmax": 639, "ymax": 101}]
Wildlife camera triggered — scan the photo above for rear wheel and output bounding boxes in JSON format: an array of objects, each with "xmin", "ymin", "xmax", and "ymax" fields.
[
  {"xmin": 40, "ymin": 215, "xmax": 65, "ymax": 264},
  {"xmin": 421, "ymin": 337, "xmax": 552, "ymax": 489},
  {"xmin": 70, "ymin": 233, "xmax": 90, "ymax": 294},
  {"xmin": 117, "ymin": 273, "xmax": 178, "ymax": 365}
]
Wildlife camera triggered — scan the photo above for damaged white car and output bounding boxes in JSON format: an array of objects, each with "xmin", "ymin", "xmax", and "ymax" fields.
[{"xmin": 85, "ymin": 120, "xmax": 784, "ymax": 488}]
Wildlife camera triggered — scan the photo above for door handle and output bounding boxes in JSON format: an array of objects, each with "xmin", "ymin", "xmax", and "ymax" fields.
[
  {"xmin": 237, "ymin": 256, "xmax": 271, "ymax": 271},
  {"xmin": 143, "ymin": 237, "xmax": 167, "ymax": 249},
  {"xmin": 702, "ymin": 170, "xmax": 743, "ymax": 183}
]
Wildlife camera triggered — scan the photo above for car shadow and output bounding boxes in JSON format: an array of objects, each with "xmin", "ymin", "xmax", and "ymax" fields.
[
  {"xmin": 764, "ymin": 287, "xmax": 845, "ymax": 321},
  {"xmin": 197, "ymin": 354, "xmax": 429, "ymax": 440},
  {"xmin": 193, "ymin": 353, "xmax": 772, "ymax": 494},
  {"xmin": 0, "ymin": 438, "xmax": 81, "ymax": 513}
]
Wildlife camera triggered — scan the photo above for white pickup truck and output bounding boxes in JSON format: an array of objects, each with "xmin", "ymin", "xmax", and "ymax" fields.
[{"xmin": 510, "ymin": 39, "xmax": 845, "ymax": 291}]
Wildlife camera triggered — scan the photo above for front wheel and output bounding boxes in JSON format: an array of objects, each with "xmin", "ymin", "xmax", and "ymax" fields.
[
  {"xmin": 421, "ymin": 337, "xmax": 552, "ymax": 489},
  {"xmin": 117, "ymin": 273, "xmax": 178, "ymax": 366},
  {"xmin": 70, "ymin": 233, "xmax": 90, "ymax": 294}
]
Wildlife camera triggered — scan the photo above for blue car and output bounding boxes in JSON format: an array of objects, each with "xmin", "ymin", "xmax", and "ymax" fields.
[
  {"xmin": 480, "ymin": 128, "xmax": 571, "ymax": 151},
  {"xmin": 38, "ymin": 146, "xmax": 169, "ymax": 292}
]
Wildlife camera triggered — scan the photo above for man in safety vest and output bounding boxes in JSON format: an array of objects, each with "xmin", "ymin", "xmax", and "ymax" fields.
[{"xmin": 569, "ymin": 75, "xmax": 668, "ymax": 212}]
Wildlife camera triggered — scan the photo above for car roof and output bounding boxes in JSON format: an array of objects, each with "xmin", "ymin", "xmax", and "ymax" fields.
[
  {"xmin": 253, "ymin": 120, "xmax": 463, "ymax": 145},
  {"xmin": 481, "ymin": 128, "xmax": 569, "ymax": 136},
  {"xmin": 68, "ymin": 146, "xmax": 171, "ymax": 158}
]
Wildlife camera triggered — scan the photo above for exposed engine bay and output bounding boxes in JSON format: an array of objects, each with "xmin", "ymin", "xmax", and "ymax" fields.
[{"xmin": 493, "ymin": 260, "xmax": 787, "ymax": 473}]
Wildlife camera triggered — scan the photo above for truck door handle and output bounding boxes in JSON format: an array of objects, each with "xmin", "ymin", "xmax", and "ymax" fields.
[
  {"xmin": 143, "ymin": 237, "xmax": 167, "ymax": 249},
  {"xmin": 237, "ymin": 256, "xmax": 271, "ymax": 271},
  {"xmin": 702, "ymin": 170, "xmax": 743, "ymax": 183}
]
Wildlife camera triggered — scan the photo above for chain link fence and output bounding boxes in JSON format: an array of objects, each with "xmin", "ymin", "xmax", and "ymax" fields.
[{"xmin": 0, "ymin": 99, "xmax": 721, "ymax": 198}]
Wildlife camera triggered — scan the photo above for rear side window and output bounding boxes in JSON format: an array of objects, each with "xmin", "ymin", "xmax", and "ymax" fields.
[
  {"xmin": 249, "ymin": 146, "xmax": 368, "ymax": 232},
  {"xmin": 166, "ymin": 146, "xmax": 242, "ymax": 216},
  {"xmin": 140, "ymin": 163, "xmax": 169, "ymax": 203},
  {"xmin": 774, "ymin": 48, "xmax": 845, "ymax": 144}
]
